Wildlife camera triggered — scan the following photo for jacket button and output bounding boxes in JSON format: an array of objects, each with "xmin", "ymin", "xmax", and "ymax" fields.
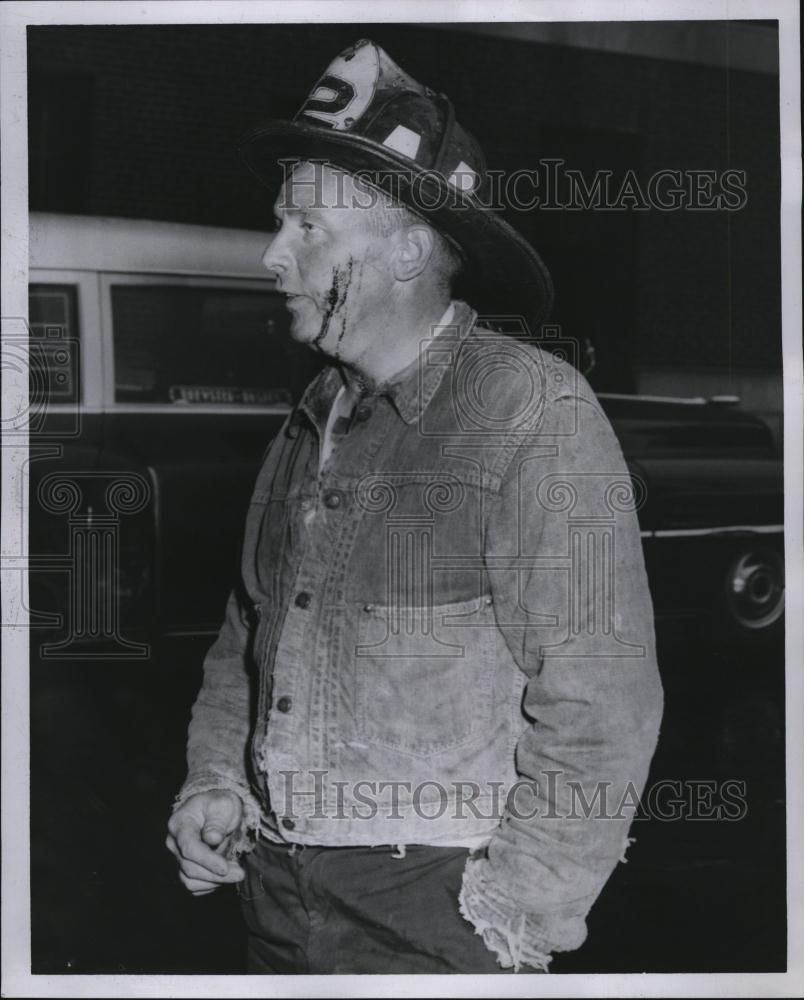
[
  {"xmin": 277, "ymin": 696, "xmax": 292, "ymax": 713},
  {"xmin": 281, "ymin": 817, "xmax": 295, "ymax": 831},
  {"xmin": 324, "ymin": 490, "xmax": 342, "ymax": 509},
  {"xmin": 294, "ymin": 591, "xmax": 311, "ymax": 609},
  {"xmin": 355, "ymin": 404, "xmax": 372, "ymax": 422}
]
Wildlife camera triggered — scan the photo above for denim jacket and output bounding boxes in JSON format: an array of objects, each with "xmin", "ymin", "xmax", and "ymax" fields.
[{"xmin": 177, "ymin": 300, "xmax": 664, "ymax": 970}]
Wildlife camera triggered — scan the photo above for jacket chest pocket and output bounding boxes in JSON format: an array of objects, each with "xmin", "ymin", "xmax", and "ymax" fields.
[{"xmin": 354, "ymin": 595, "xmax": 496, "ymax": 758}]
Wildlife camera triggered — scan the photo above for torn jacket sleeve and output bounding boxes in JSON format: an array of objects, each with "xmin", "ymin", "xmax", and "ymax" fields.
[{"xmin": 460, "ymin": 389, "xmax": 664, "ymax": 970}]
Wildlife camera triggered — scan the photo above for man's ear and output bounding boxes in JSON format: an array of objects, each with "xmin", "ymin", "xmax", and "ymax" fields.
[{"xmin": 392, "ymin": 225, "xmax": 436, "ymax": 282}]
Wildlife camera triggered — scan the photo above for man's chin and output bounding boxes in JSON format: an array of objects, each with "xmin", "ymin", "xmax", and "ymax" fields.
[{"xmin": 287, "ymin": 312, "xmax": 321, "ymax": 346}]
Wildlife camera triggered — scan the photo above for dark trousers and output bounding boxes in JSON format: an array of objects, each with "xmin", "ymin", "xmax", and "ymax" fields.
[{"xmin": 238, "ymin": 838, "xmax": 527, "ymax": 974}]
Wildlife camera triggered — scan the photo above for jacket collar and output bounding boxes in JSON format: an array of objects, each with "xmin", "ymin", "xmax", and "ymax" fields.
[{"xmin": 290, "ymin": 300, "xmax": 476, "ymax": 434}]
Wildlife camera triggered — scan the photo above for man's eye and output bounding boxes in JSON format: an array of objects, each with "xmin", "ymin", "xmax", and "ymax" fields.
[{"xmin": 301, "ymin": 221, "xmax": 316, "ymax": 232}]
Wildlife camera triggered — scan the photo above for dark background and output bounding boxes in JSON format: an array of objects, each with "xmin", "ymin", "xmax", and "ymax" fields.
[{"xmin": 26, "ymin": 21, "xmax": 786, "ymax": 975}]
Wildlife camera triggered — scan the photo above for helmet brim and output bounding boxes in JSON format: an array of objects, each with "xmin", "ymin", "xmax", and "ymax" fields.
[{"xmin": 239, "ymin": 121, "xmax": 554, "ymax": 331}]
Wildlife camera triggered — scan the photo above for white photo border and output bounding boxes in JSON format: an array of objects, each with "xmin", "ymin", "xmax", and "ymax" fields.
[{"xmin": 1, "ymin": 1, "xmax": 801, "ymax": 997}]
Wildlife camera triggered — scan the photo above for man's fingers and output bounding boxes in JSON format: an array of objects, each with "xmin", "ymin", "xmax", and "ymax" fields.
[
  {"xmin": 178, "ymin": 871, "xmax": 224, "ymax": 895},
  {"xmin": 202, "ymin": 794, "xmax": 242, "ymax": 843},
  {"xmin": 164, "ymin": 832, "xmax": 188, "ymax": 861},
  {"xmin": 201, "ymin": 822, "xmax": 227, "ymax": 848},
  {"xmin": 166, "ymin": 811, "xmax": 184, "ymax": 839},
  {"xmin": 175, "ymin": 826, "xmax": 230, "ymax": 876},
  {"xmin": 178, "ymin": 856, "xmax": 245, "ymax": 884},
  {"xmin": 166, "ymin": 791, "xmax": 245, "ymax": 889}
]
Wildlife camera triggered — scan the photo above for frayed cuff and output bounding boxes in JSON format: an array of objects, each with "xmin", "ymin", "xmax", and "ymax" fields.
[
  {"xmin": 458, "ymin": 856, "xmax": 588, "ymax": 972},
  {"xmin": 173, "ymin": 774, "xmax": 266, "ymax": 856}
]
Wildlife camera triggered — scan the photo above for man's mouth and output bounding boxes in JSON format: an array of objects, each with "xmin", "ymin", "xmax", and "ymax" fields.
[{"xmin": 284, "ymin": 293, "xmax": 312, "ymax": 309}]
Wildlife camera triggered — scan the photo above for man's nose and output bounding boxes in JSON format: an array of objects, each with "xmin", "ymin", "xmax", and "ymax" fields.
[{"xmin": 262, "ymin": 233, "xmax": 292, "ymax": 281}]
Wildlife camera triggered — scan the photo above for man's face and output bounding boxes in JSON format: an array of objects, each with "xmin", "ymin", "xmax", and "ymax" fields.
[{"xmin": 262, "ymin": 161, "xmax": 394, "ymax": 360}]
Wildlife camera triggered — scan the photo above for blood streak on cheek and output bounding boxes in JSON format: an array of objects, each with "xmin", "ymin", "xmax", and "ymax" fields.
[{"xmin": 314, "ymin": 258, "xmax": 355, "ymax": 351}]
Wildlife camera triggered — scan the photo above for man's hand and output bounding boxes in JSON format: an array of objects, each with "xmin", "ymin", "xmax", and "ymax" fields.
[{"xmin": 166, "ymin": 790, "xmax": 246, "ymax": 895}]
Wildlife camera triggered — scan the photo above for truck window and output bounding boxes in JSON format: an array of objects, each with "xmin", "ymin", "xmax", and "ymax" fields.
[
  {"xmin": 28, "ymin": 283, "xmax": 80, "ymax": 406},
  {"xmin": 111, "ymin": 285, "xmax": 315, "ymax": 406}
]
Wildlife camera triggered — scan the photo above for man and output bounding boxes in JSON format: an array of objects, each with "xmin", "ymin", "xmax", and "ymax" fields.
[{"xmin": 166, "ymin": 39, "xmax": 663, "ymax": 974}]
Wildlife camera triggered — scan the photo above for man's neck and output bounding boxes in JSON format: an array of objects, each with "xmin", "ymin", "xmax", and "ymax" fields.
[{"xmin": 340, "ymin": 297, "xmax": 454, "ymax": 395}]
